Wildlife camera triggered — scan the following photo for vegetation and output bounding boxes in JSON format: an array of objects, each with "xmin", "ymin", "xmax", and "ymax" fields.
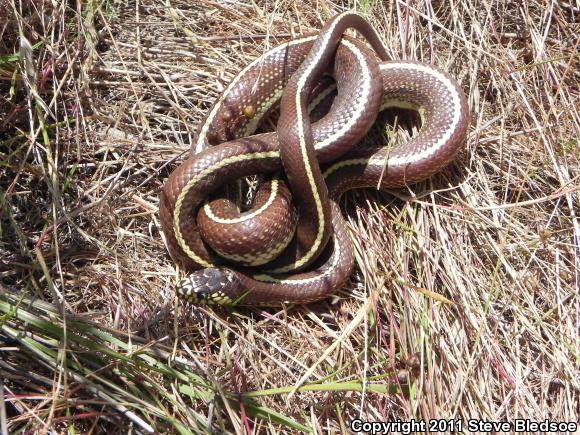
[{"xmin": 1, "ymin": 0, "xmax": 578, "ymax": 432}]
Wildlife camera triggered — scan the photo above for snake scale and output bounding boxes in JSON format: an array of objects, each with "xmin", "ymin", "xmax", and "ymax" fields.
[{"xmin": 159, "ymin": 12, "xmax": 469, "ymax": 306}]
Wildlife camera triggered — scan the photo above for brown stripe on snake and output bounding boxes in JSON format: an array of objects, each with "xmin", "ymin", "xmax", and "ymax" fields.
[
  {"xmin": 159, "ymin": 13, "xmax": 469, "ymax": 306},
  {"xmin": 197, "ymin": 179, "xmax": 298, "ymax": 266},
  {"xmin": 273, "ymin": 12, "xmax": 387, "ymax": 273}
]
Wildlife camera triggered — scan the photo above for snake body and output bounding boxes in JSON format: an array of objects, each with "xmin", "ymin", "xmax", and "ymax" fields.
[{"xmin": 159, "ymin": 13, "xmax": 469, "ymax": 306}]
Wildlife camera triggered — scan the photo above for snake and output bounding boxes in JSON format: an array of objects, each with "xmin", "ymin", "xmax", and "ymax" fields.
[{"xmin": 159, "ymin": 12, "xmax": 469, "ymax": 306}]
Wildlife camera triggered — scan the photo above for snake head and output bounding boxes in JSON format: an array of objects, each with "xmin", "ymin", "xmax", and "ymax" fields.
[{"xmin": 176, "ymin": 268, "xmax": 244, "ymax": 305}]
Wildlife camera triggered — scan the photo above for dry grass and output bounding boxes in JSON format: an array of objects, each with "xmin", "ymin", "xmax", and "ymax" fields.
[{"xmin": 1, "ymin": 0, "xmax": 579, "ymax": 433}]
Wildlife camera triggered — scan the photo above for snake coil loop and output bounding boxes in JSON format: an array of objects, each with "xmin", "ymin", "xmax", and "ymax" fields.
[{"xmin": 159, "ymin": 12, "xmax": 469, "ymax": 306}]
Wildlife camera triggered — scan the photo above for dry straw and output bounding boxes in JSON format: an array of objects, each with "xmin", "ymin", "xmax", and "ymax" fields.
[{"xmin": 0, "ymin": 0, "xmax": 578, "ymax": 433}]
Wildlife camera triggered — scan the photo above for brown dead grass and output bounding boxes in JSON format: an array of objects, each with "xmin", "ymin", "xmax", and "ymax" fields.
[{"xmin": 1, "ymin": 0, "xmax": 578, "ymax": 433}]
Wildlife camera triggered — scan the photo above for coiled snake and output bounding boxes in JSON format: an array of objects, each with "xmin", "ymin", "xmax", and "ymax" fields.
[{"xmin": 159, "ymin": 12, "xmax": 469, "ymax": 306}]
